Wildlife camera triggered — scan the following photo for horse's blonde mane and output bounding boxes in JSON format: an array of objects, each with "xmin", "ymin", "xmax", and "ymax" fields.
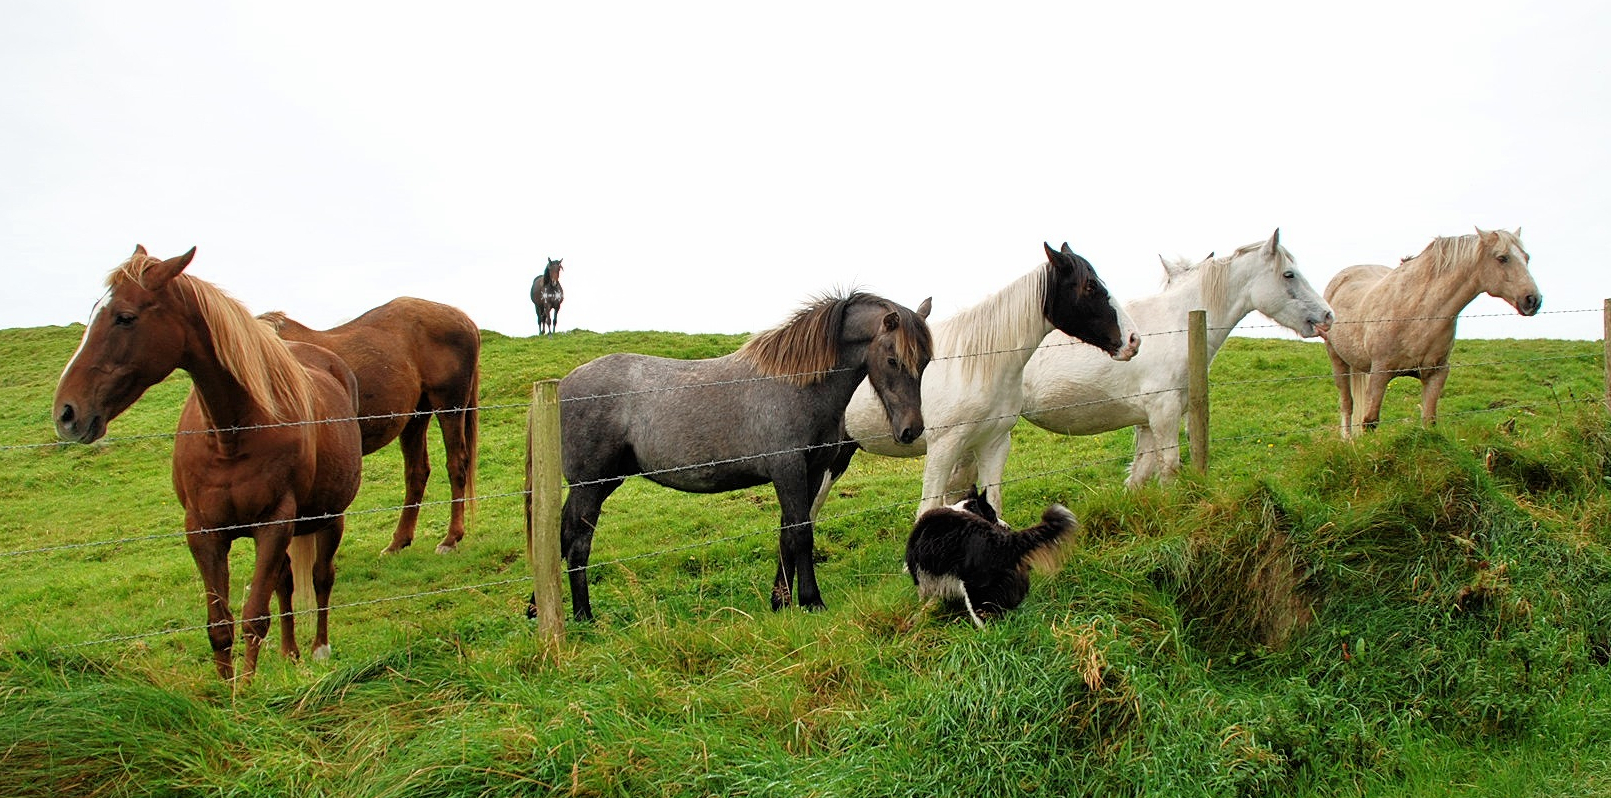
[
  {"xmin": 933, "ymin": 265, "xmax": 1050, "ymax": 381},
  {"xmin": 111, "ymin": 254, "xmax": 316, "ymax": 425},
  {"xmin": 736, "ymin": 291, "xmax": 930, "ymax": 386},
  {"xmin": 1400, "ymin": 231, "xmax": 1523, "ymax": 276}
]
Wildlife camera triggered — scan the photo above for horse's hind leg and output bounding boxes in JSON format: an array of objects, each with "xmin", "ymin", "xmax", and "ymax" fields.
[
  {"xmin": 1326, "ymin": 349, "xmax": 1356, "ymax": 439},
  {"xmin": 1361, "ymin": 369, "xmax": 1392, "ymax": 433},
  {"xmin": 560, "ymin": 480, "xmax": 619, "ymax": 621},
  {"xmin": 310, "ymin": 518, "xmax": 344, "ymax": 660},
  {"xmin": 381, "ymin": 412, "xmax": 433, "ymax": 555},
  {"xmin": 431, "ymin": 404, "xmax": 474, "ymax": 553},
  {"xmin": 1419, "ymin": 366, "xmax": 1450, "ymax": 428}
]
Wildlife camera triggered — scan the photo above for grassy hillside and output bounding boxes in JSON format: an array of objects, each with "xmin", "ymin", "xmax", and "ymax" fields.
[{"xmin": 0, "ymin": 324, "xmax": 1607, "ymax": 797}]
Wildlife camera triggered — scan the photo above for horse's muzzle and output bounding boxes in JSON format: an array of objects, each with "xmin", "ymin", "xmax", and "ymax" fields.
[
  {"xmin": 897, "ymin": 425, "xmax": 924, "ymax": 445},
  {"xmin": 55, "ymin": 402, "xmax": 105, "ymax": 444},
  {"xmin": 1109, "ymin": 332, "xmax": 1141, "ymax": 362},
  {"xmin": 1517, "ymin": 294, "xmax": 1542, "ymax": 316}
]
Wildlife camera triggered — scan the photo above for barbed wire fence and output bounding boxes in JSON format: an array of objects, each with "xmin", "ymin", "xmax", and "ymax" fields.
[{"xmin": 0, "ymin": 305, "xmax": 1605, "ymax": 655}]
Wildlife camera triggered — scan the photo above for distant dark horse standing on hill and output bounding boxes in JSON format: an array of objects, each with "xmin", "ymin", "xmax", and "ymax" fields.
[
  {"xmin": 554, "ymin": 290, "xmax": 933, "ymax": 621},
  {"xmin": 1323, "ymin": 228, "xmax": 1541, "ymax": 438},
  {"xmin": 54, "ymin": 246, "xmax": 363, "ymax": 681},
  {"xmin": 260, "ymin": 297, "xmax": 480, "ymax": 554},
  {"xmin": 532, "ymin": 257, "xmax": 564, "ymax": 335}
]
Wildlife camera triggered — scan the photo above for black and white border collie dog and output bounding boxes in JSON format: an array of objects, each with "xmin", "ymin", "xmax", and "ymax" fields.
[{"xmin": 905, "ymin": 486, "xmax": 1076, "ymax": 627}]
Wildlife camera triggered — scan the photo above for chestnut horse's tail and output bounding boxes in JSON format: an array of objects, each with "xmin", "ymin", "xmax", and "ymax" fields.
[
  {"xmin": 289, "ymin": 534, "xmax": 317, "ymax": 614},
  {"xmin": 464, "ymin": 366, "xmax": 480, "ymax": 522}
]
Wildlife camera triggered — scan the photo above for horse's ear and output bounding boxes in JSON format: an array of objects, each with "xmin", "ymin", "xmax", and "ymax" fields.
[
  {"xmin": 916, "ymin": 297, "xmax": 932, "ymax": 319},
  {"xmin": 1264, "ymin": 228, "xmax": 1281, "ymax": 254},
  {"xmin": 1060, "ymin": 242, "xmax": 1075, "ymax": 257},
  {"xmin": 882, "ymin": 310, "xmax": 901, "ymax": 331},
  {"xmin": 144, "ymin": 247, "xmax": 197, "ymax": 290},
  {"xmin": 132, "ymin": 244, "xmax": 148, "ymax": 258},
  {"xmin": 1043, "ymin": 242, "xmax": 1061, "ymax": 264},
  {"xmin": 1513, "ymin": 226, "xmax": 1522, "ymax": 237}
]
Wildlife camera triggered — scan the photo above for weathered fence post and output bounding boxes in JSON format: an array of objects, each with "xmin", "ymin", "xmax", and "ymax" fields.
[
  {"xmin": 1604, "ymin": 299, "xmax": 1610, "ymax": 415},
  {"xmin": 1187, "ymin": 309, "xmax": 1209, "ymax": 476},
  {"xmin": 526, "ymin": 379, "xmax": 565, "ymax": 648}
]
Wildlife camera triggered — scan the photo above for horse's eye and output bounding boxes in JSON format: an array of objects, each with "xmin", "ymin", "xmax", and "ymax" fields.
[
  {"xmin": 1497, "ymin": 254, "xmax": 1510, "ymax": 264},
  {"xmin": 1283, "ymin": 271, "xmax": 1295, "ymax": 279},
  {"xmin": 886, "ymin": 357, "xmax": 900, "ymax": 369},
  {"xmin": 113, "ymin": 312, "xmax": 136, "ymax": 327}
]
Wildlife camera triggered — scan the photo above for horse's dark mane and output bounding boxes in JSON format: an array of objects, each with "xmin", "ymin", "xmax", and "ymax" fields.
[{"xmin": 736, "ymin": 291, "xmax": 930, "ymax": 387}]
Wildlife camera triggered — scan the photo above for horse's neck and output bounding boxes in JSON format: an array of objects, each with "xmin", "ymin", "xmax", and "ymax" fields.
[
  {"xmin": 933, "ymin": 270, "xmax": 1049, "ymax": 374},
  {"xmin": 1391, "ymin": 257, "xmax": 1488, "ymax": 321},
  {"xmin": 178, "ymin": 329, "xmax": 272, "ymax": 446},
  {"xmin": 1155, "ymin": 267, "xmax": 1252, "ymax": 357}
]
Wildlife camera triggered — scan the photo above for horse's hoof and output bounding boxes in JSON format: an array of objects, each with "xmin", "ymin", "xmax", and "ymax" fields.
[
  {"xmin": 311, "ymin": 644, "xmax": 331, "ymax": 661},
  {"xmin": 434, "ymin": 542, "xmax": 459, "ymax": 555}
]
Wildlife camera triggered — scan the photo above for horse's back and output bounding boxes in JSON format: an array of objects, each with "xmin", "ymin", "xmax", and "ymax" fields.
[
  {"xmin": 1021, "ymin": 330, "xmax": 1150, "ymax": 435},
  {"xmin": 1323, "ymin": 265, "xmax": 1391, "ymax": 315},
  {"xmin": 1322, "ymin": 265, "xmax": 1393, "ymax": 367}
]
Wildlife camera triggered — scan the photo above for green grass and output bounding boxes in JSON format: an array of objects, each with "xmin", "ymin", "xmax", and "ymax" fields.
[{"xmin": 1, "ymin": 325, "xmax": 1608, "ymax": 796}]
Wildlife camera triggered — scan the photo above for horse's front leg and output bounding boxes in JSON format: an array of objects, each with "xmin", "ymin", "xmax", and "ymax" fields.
[
  {"xmin": 310, "ymin": 517, "xmax": 344, "ymax": 660},
  {"xmin": 969, "ymin": 427, "xmax": 1015, "ymax": 521},
  {"xmin": 772, "ymin": 464, "xmax": 824, "ymax": 611},
  {"xmin": 1418, "ymin": 366, "xmax": 1450, "ymax": 428},
  {"xmin": 185, "ymin": 528, "xmax": 236, "ymax": 681},
  {"xmin": 381, "ymin": 414, "xmax": 432, "ymax": 555},
  {"xmin": 241, "ymin": 517, "xmax": 296, "ymax": 680}
]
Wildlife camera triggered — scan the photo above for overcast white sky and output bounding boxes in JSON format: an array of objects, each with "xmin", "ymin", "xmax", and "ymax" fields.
[{"xmin": 4, "ymin": 2, "xmax": 1607, "ymax": 340}]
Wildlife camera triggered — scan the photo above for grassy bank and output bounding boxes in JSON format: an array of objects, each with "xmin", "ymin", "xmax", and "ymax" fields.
[{"xmin": 0, "ymin": 325, "xmax": 1607, "ymax": 796}]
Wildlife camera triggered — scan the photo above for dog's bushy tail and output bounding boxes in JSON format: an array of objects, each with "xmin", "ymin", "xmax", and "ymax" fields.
[{"xmin": 1001, "ymin": 504, "xmax": 1077, "ymax": 574}]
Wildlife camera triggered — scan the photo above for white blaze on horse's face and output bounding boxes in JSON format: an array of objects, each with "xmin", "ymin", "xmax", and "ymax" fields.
[{"xmin": 1480, "ymin": 228, "xmax": 1541, "ymax": 316}]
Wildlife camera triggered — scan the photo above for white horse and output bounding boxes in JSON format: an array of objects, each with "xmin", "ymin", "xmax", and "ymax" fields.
[
  {"xmin": 1019, "ymin": 230, "xmax": 1333, "ymax": 488},
  {"xmin": 834, "ymin": 243, "xmax": 1141, "ymax": 517}
]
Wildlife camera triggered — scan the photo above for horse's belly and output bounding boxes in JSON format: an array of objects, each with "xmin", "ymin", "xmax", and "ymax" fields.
[{"xmin": 1022, "ymin": 397, "xmax": 1145, "ymax": 436}]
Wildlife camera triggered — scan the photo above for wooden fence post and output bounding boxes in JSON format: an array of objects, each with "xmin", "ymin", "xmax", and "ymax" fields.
[
  {"xmin": 526, "ymin": 379, "xmax": 565, "ymax": 648},
  {"xmin": 1187, "ymin": 309, "xmax": 1209, "ymax": 476},
  {"xmin": 1603, "ymin": 299, "xmax": 1610, "ymax": 415}
]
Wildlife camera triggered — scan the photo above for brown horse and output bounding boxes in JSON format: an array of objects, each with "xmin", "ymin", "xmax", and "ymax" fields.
[
  {"xmin": 54, "ymin": 245, "xmax": 363, "ymax": 681},
  {"xmin": 1324, "ymin": 228, "xmax": 1541, "ymax": 438},
  {"xmin": 260, "ymin": 298, "xmax": 480, "ymax": 554}
]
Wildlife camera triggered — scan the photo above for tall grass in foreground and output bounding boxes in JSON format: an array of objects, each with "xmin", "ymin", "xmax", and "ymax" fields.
[{"xmin": 0, "ymin": 326, "xmax": 1607, "ymax": 796}]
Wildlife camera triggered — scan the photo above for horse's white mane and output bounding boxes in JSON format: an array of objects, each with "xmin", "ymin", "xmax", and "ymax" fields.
[
  {"xmin": 1160, "ymin": 240, "xmax": 1293, "ymax": 321},
  {"xmin": 931, "ymin": 265, "xmax": 1050, "ymax": 380}
]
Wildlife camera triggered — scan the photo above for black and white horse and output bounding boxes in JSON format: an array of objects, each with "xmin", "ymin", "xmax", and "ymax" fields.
[{"xmin": 531, "ymin": 257, "xmax": 565, "ymax": 335}]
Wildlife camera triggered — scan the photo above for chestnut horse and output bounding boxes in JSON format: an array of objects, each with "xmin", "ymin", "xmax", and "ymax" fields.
[
  {"xmin": 54, "ymin": 246, "xmax": 362, "ymax": 680},
  {"xmin": 1324, "ymin": 228, "xmax": 1541, "ymax": 438},
  {"xmin": 260, "ymin": 298, "xmax": 480, "ymax": 554}
]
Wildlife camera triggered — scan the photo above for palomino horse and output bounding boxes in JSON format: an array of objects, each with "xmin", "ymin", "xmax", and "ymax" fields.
[
  {"xmin": 53, "ymin": 246, "xmax": 362, "ymax": 680},
  {"xmin": 1324, "ymin": 228, "xmax": 1540, "ymax": 438},
  {"xmin": 1021, "ymin": 230, "xmax": 1334, "ymax": 487},
  {"xmin": 836, "ymin": 242, "xmax": 1141, "ymax": 517},
  {"xmin": 260, "ymin": 298, "xmax": 480, "ymax": 554},
  {"xmin": 556, "ymin": 291, "xmax": 932, "ymax": 620},
  {"xmin": 531, "ymin": 257, "xmax": 564, "ymax": 335}
]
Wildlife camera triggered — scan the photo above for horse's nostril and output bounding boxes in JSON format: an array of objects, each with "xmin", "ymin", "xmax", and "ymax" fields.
[{"xmin": 58, "ymin": 404, "xmax": 75, "ymax": 425}]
